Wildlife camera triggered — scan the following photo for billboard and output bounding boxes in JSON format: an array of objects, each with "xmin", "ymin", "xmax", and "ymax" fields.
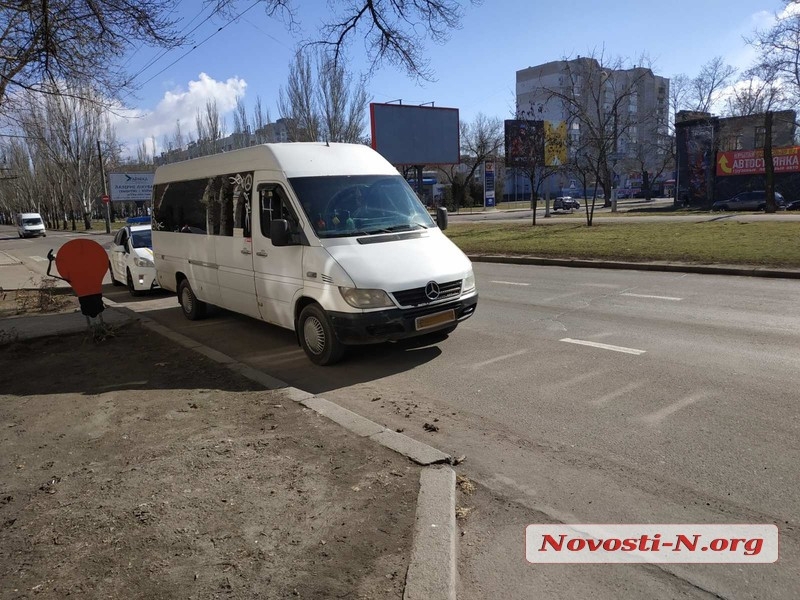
[
  {"xmin": 545, "ymin": 121, "xmax": 567, "ymax": 166},
  {"xmin": 716, "ymin": 146, "xmax": 800, "ymax": 176},
  {"xmin": 109, "ymin": 172, "xmax": 155, "ymax": 202},
  {"xmin": 370, "ymin": 103, "xmax": 460, "ymax": 165},
  {"xmin": 505, "ymin": 120, "xmax": 544, "ymax": 167}
]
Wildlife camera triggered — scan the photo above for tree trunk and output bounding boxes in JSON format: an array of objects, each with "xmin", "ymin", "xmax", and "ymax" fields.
[
  {"xmin": 642, "ymin": 170, "xmax": 651, "ymax": 201},
  {"xmin": 764, "ymin": 111, "xmax": 776, "ymax": 213},
  {"xmin": 83, "ymin": 212, "xmax": 92, "ymax": 230}
]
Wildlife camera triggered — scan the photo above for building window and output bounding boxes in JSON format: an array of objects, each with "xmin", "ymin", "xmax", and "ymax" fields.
[{"xmin": 755, "ymin": 126, "xmax": 766, "ymax": 148}]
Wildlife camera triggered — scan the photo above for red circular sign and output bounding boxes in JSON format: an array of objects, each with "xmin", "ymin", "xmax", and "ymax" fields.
[{"xmin": 101, "ymin": 195, "xmax": 110, "ymax": 204}]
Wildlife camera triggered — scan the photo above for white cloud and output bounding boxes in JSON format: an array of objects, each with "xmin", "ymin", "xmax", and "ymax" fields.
[{"xmin": 113, "ymin": 73, "xmax": 247, "ymax": 156}]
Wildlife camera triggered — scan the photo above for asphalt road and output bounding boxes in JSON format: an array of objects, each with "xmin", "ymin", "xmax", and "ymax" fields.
[{"xmin": 2, "ymin": 225, "xmax": 799, "ymax": 599}]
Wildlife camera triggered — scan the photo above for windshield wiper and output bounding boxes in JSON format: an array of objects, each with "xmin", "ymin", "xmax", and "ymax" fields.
[{"xmin": 382, "ymin": 223, "xmax": 429, "ymax": 232}]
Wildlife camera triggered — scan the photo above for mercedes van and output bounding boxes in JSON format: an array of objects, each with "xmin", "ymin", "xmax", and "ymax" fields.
[
  {"xmin": 17, "ymin": 212, "xmax": 46, "ymax": 238},
  {"xmin": 152, "ymin": 143, "xmax": 478, "ymax": 365}
]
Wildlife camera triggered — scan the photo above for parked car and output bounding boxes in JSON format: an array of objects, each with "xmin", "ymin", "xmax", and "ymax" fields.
[
  {"xmin": 711, "ymin": 190, "xmax": 786, "ymax": 211},
  {"xmin": 553, "ymin": 196, "xmax": 581, "ymax": 210},
  {"xmin": 108, "ymin": 218, "xmax": 159, "ymax": 296},
  {"xmin": 785, "ymin": 199, "xmax": 800, "ymax": 211},
  {"xmin": 16, "ymin": 212, "xmax": 46, "ymax": 238}
]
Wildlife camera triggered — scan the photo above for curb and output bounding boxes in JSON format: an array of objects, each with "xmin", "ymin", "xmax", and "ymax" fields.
[
  {"xmin": 404, "ymin": 466, "xmax": 457, "ymax": 600},
  {"xmin": 468, "ymin": 254, "xmax": 800, "ymax": 280}
]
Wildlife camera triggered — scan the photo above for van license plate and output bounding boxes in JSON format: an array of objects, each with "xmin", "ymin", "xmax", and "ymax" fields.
[{"xmin": 415, "ymin": 309, "xmax": 456, "ymax": 331}]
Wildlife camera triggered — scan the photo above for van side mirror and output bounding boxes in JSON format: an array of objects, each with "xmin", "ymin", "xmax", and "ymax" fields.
[
  {"xmin": 436, "ymin": 206, "xmax": 448, "ymax": 230},
  {"xmin": 270, "ymin": 219, "xmax": 290, "ymax": 246}
]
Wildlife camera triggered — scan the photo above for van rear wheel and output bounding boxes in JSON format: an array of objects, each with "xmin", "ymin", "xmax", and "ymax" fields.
[
  {"xmin": 178, "ymin": 279, "xmax": 206, "ymax": 320},
  {"xmin": 298, "ymin": 304, "xmax": 345, "ymax": 366}
]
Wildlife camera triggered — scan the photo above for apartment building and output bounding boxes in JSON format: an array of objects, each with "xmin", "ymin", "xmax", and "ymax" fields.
[{"xmin": 515, "ymin": 58, "xmax": 670, "ymax": 193}]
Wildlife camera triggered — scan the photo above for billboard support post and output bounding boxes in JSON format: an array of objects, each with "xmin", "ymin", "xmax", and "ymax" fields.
[{"xmin": 97, "ymin": 140, "xmax": 110, "ymax": 234}]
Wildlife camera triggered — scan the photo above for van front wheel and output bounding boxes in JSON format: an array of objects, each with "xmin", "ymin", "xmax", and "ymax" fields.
[
  {"xmin": 298, "ymin": 304, "xmax": 345, "ymax": 366},
  {"xmin": 178, "ymin": 279, "xmax": 206, "ymax": 320}
]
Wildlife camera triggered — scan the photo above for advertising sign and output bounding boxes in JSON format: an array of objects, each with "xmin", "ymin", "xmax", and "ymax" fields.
[
  {"xmin": 109, "ymin": 172, "xmax": 155, "ymax": 202},
  {"xmin": 716, "ymin": 146, "xmax": 800, "ymax": 176},
  {"xmin": 484, "ymin": 160, "xmax": 496, "ymax": 208},
  {"xmin": 505, "ymin": 120, "xmax": 545, "ymax": 167}
]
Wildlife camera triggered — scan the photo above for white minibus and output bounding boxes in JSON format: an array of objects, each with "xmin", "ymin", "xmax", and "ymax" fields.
[{"xmin": 152, "ymin": 143, "xmax": 478, "ymax": 365}]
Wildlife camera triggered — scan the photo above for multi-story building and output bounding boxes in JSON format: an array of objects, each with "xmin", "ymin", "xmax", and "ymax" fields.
[
  {"xmin": 515, "ymin": 58, "xmax": 670, "ymax": 196},
  {"xmin": 154, "ymin": 119, "xmax": 291, "ymax": 166}
]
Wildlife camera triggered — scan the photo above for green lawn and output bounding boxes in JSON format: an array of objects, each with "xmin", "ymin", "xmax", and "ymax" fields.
[{"xmin": 445, "ymin": 221, "xmax": 800, "ymax": 268}]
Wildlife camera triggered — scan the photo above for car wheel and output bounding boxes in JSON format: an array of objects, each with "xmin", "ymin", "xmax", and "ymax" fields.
[
  {"xmin": 126, "ymin": 269, "xmax": 142, "ymax": 297},
  {"xmin": 178, "ymin": 279, "xmax": 206, "ymax": 320},
  {"xmin": 298, "ymin": 303, "xmax": 345, "ymax": 366},
  {"xmin": 109, "ymin": 262, "xmax": 123, "ymax": 286},
  {"xmin": 758, "ymin": 204, "xmax": 766, "ymax": 211}
]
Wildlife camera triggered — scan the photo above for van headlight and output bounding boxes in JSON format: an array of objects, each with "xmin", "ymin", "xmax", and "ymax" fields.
[
  {"xmin": 134, "ymin": 256, "xmax": 154, "ymax": 268},
  {"xmin": 462, "ymin": 269, "xmax": 476, "ymax": 293},
  {"xmin": 339, "ymin": 287, "xmax": 394, "ymax": 309}
]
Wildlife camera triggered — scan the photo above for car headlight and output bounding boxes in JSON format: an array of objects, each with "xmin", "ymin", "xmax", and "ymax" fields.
[
  {"xmin": 339, "ymin": 287, "xmax": 394, "ymax": 309},
  {"xmin": 462, "ymin": 269, "xmax": 476, "ymax": 293},
  {"xmin": 134, "ymin": 256, "xmax": 154, "ymax": 268}
]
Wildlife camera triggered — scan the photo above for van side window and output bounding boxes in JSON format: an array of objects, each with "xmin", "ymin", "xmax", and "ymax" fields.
[
  {"xmin": 259, "ymin": 185, "xmax": 300, "ymax": 243},
  {"xmin": 153, "ymin": 171, "xmax": 253, "ymax": 235}
]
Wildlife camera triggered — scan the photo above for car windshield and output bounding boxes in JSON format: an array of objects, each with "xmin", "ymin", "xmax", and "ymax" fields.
[
  {"xmin": 288, "ymin": 175, "xmax": 435, "ymax": 239},
  {"xmin": 23, "ymin": 218, "xmax": 42, "ymax": 225},
  {"xmin": 131, "ymin": 229, "xmax": 152, "ymax": 249}
]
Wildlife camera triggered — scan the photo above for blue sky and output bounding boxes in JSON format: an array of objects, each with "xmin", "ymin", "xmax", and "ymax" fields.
[{"xmin": 115, "ymin": 0, "xmax": 781, "ymax": 154}]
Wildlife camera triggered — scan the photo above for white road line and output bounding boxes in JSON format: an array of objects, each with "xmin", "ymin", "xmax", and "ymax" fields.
[
  {"xmin": 29, "ymin": 256, "xmax": 48, "ymax": 262},
  {"xmin": 560, "ymin": 338, "xmax": 646, "ymax": 355},
  {"xmin": 490, "ymin": 280, "xmax": 531, "ymax": 286},
  {"xmin": 470, "ymin": 349, "xmax": 528, "ymax": 369},
  {"xmin": 637, "ymin": 392, "xmax": 709, "ymax": 425},
  {"xmin": 620, "ymin": 292, "xmax": 683, "ymax": 301},
  {"xmin": 590, "ymin": 381, "xmax": 643, "ymax": 406}
]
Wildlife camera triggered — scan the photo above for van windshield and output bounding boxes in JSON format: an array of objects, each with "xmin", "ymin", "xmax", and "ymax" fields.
[
  {"xmin": 23, "ymin": 218, "xmax": 42, "ymax": 226},
  {"xmin": 288, "ymin": 175, "xmax": 435, "ymax": 238}
]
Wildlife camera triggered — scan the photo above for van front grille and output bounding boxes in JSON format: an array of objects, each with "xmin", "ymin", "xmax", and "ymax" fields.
[{"xmin": 391, "ymin": 280, "xmax": 462, "ymax": 307}]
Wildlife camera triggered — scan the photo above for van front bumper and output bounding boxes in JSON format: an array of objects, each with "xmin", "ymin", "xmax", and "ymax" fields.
[{"xmin": 328, "ymin": 294, "xmax": 478, "ymax": 345}]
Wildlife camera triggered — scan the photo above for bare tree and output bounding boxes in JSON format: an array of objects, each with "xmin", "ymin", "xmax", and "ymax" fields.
[
  {"xmin": 210, "ymin": 0, "xmax": 475, "ymax": 81},
  {"xmin": 278, "ymin": 51, "xmax": 320, "ymax": 142},
  {"xmin": 195, "ymin": 100, "xmax": 226, "ymax": 156},
  {"xmin": 318, "ymin": 55, "xmax": 370, "ymax": 143},
  {"xmin": 750, "ymin": 0, "xmax": 800, "ymax": 106},
  {"xmin": 0, "ymin": 1, "xmax": 182, "ymax": 110},
  {"xmin": 436, "ymin": 114, "xmax": 503, "ymax": 211},
  {"xmin": 278, "ymin": 49, "xmax": 370, "ymax": 143},
  {"xmin": 689, "ymin": 57, "xmax": 737, "ymax": 113}
]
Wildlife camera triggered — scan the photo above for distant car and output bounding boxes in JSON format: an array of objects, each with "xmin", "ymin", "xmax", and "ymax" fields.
[
  {"xmin": 108, "ymin": 219, "xmax": 159, "ymax": 296},
  {"xmin": 785, "ymin": 199, "xmax": 800, "ymax": 211},
  {"xmin": 553, "ymin": 196, "xmax": 581, "ymax": 211},
  {"xmin": 711, "ymin": 190, "xmax": 786, "ymax": 211}
]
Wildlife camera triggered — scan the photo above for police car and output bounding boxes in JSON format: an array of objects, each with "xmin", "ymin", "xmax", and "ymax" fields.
[{"xmin": 108, "ymin": 217, "xmax": 159, "ymax": 295}]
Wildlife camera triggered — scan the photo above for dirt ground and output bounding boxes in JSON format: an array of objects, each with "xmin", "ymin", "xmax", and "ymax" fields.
[{"xmin": 0, "ymin": 317, "xmax": 419, "ymax": 599}]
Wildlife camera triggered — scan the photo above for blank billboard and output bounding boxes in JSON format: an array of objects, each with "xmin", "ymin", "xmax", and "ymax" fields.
[{"xmin": 370, "ymin": 103, "xmax": 460, "ymax": 166}]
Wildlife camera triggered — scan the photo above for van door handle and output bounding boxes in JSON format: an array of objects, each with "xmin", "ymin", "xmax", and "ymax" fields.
[
  {"xmin": 256, "ymin": 250, "xmax": 268, "ymax": 257},
  {"xmin": 240, "ymin": 248, "xmax": 252, "ymax": 255}
]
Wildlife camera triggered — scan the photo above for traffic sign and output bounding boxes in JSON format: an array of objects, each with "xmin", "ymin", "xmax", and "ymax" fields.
[{"xmin": 102, "ymin": 194, "xmax": 110, "ymax": 204}]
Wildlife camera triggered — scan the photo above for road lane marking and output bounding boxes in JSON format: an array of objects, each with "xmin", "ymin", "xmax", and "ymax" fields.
[
  {"xmin": 30, "ymin": 256, "xmax": 48, "ymax": 262},
  {"xmin": 590, "ymin": 381, "xmax": 643, "ymax": 406},
  {"xmin": 636, "ymin": 392, "xmax": 709, "ymax": 425},
  {"xmin": 559, "ymin": 338, "xmax": 646, "ymax": 355},
  {"xmin": 470, "ymin": 349, "xmax": 528, "ymax": 369},
  {"xmin": 490, "ymin": 280, "xmax": 531, "ymax": 286},
  {"xmin": 620, "ymin": 292, "xmax": 683, "ymax": 301}
]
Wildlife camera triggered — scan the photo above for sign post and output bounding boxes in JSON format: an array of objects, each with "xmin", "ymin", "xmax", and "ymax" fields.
[{"xmin": 484, "ymin": 160, "xmax": 496, "ymax": 209}]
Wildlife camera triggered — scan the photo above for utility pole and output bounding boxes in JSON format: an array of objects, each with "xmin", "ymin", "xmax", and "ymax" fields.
[{"xmin": 97, "ymin": 140, "xmax": 110, "ymax": 234}]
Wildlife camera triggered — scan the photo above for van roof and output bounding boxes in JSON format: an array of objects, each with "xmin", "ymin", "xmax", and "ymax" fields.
[
  {"xmin": 18, "ymin": 212, "xmax": 42, "ymax": 218},
  {"xmin": 154, "ymin": 143, "xmax": 399, "ymax": 184}
]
